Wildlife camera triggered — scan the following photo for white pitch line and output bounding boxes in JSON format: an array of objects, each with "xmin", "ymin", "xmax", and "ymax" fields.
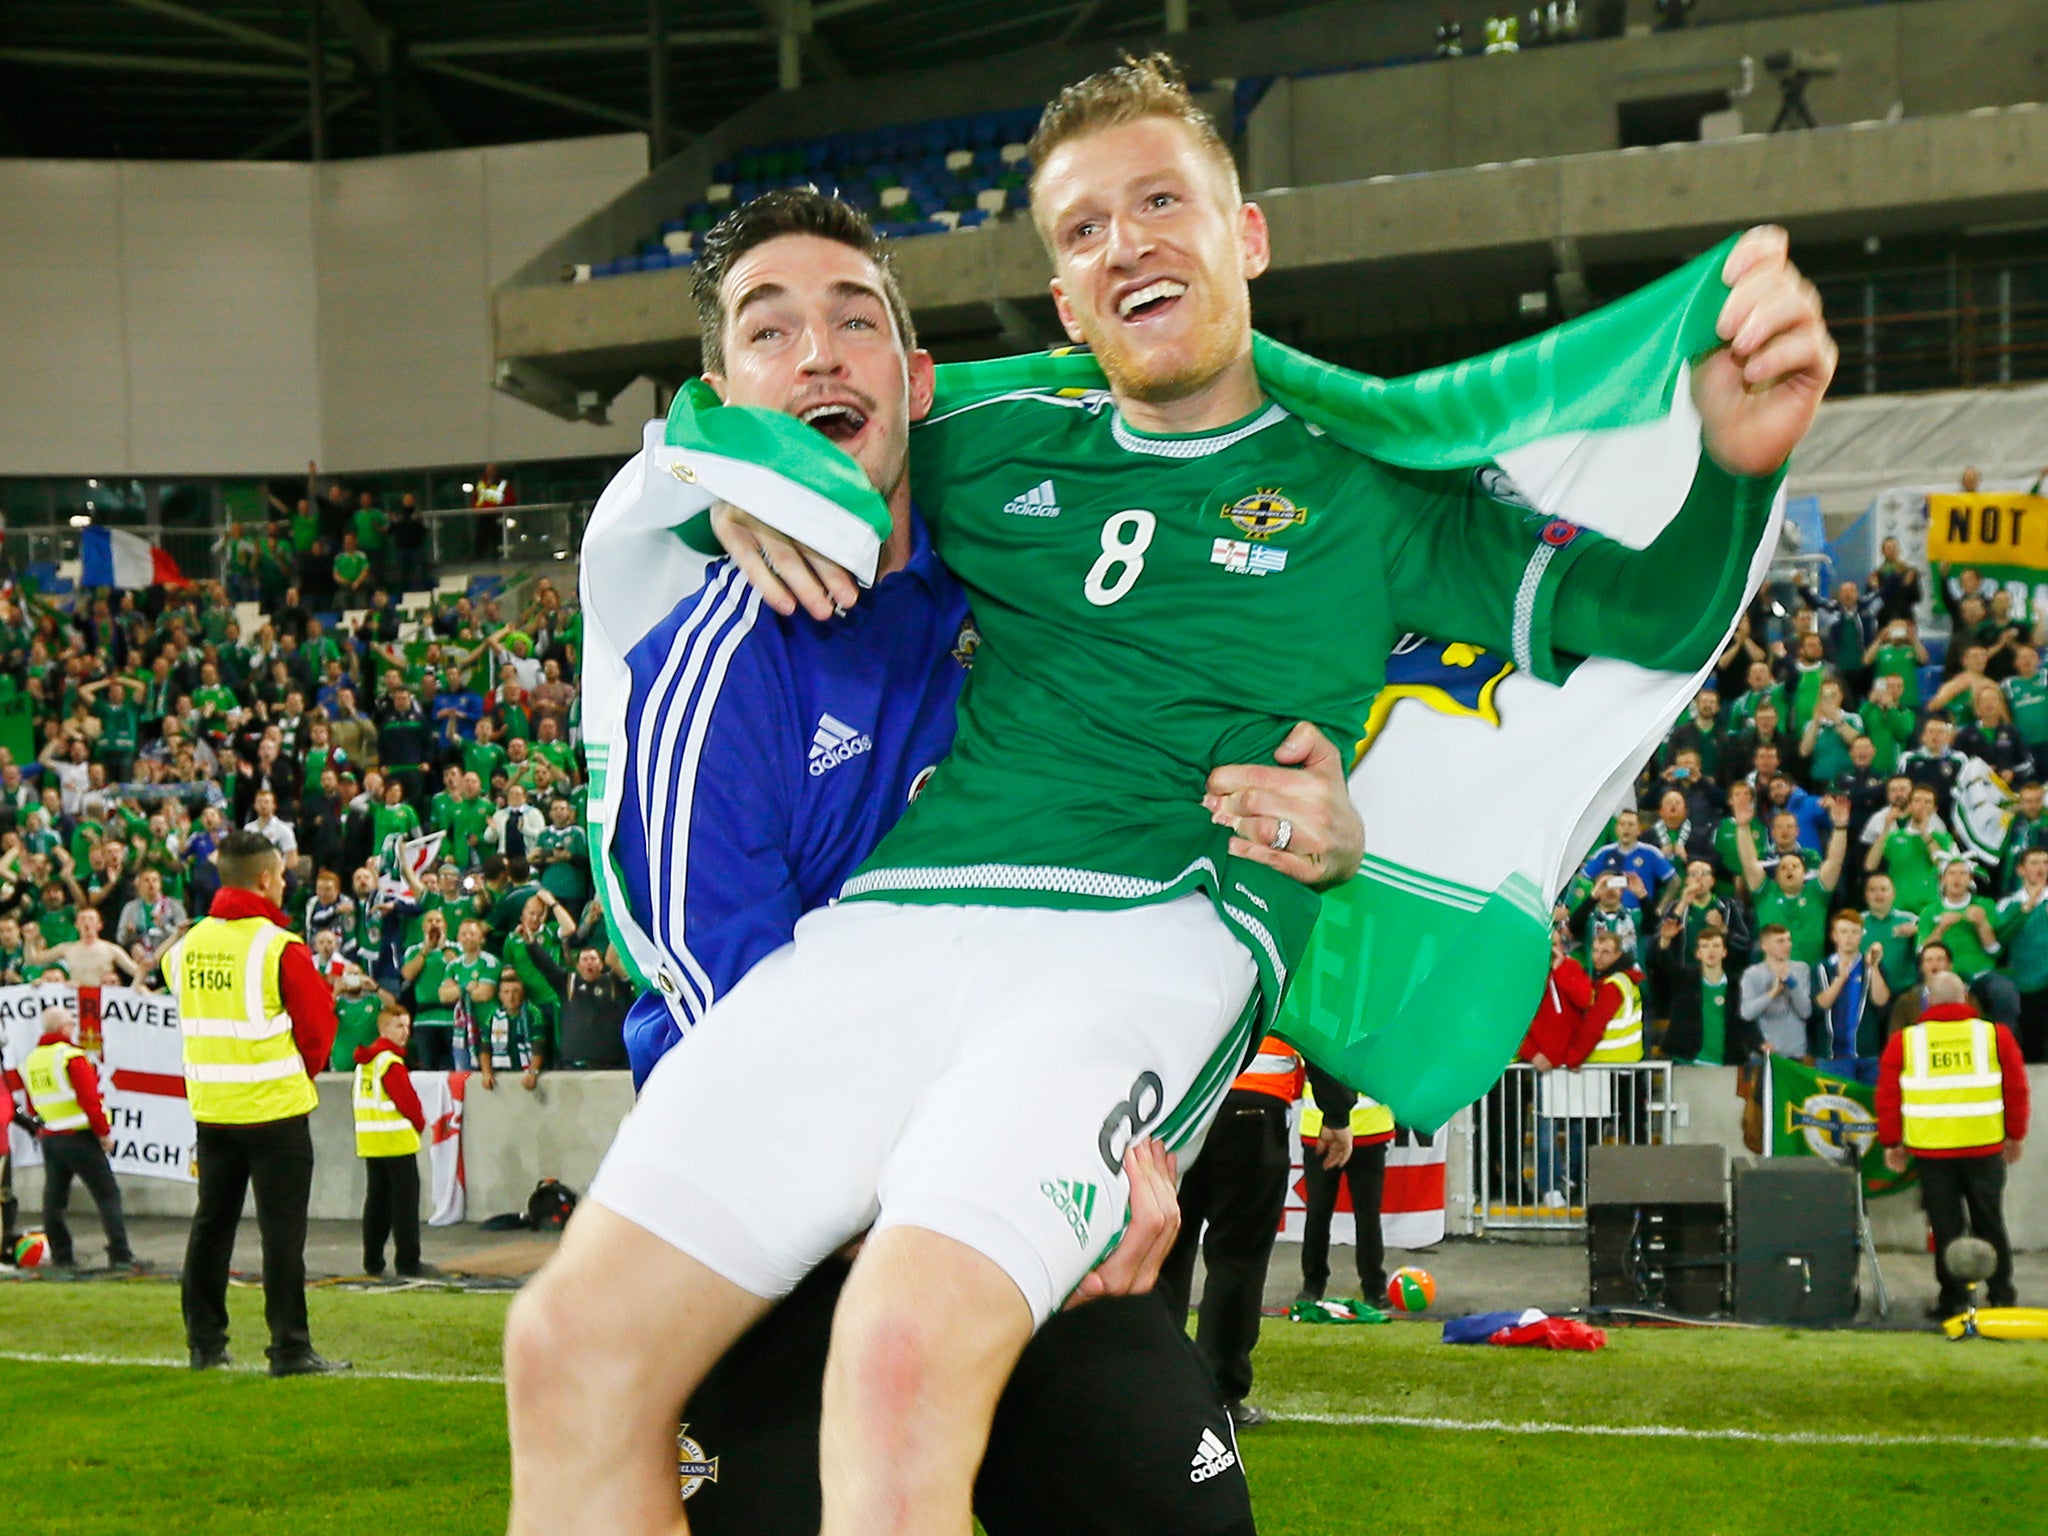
[
  {"xmin": 4, "ymin": 1354, "xmax": 2038, "ymax": 1452},
  {"xmin": 1274, "ymin": 1411, "xmax": 2048, "ymax": 1452},
  {"xmin": 0, "ymin": 1349, "xmax": 500, "ymax": 1384}
]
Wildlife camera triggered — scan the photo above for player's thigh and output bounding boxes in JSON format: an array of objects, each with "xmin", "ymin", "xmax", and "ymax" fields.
[
  {"xmin": 876, "ymin": 897, "xmax": 1259, "ymax": 1322},
  {"xmin": 592, "ymin": 902, "xmax": 960, "ymax": 1298},
  {"xmin": 977, "ymin": 1296, "xmax": 1254, "ymax": 1536}
]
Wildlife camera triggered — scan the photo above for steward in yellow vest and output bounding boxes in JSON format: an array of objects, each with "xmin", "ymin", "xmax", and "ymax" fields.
[
  {"xmin": 167, "ymin": 831, "xmax": 348, "ymax": 1377},
  {"xmin": 1877, "ymin": 974, "xmax": 2030, "ymax": 1314},
  {"xmin": 20, "ymin": 1006, "xmax": 135, "ymax": 1270},
  {"xmin": 1297, "ymin": 1075, "xmax": 1395, "ymax": 1305},
  {"xmin": 353, "ymin": 1009, "xmax": 428, "ymax": 1280},
  {"xmin": 1585, "ymin": 964, "xmax": 1646, "ymax": 1064}
]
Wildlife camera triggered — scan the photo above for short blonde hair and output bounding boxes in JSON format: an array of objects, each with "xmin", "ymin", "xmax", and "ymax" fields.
[{"xmin": 1027, "ymin": 53, "xmax": 1238, "ymax": 231}]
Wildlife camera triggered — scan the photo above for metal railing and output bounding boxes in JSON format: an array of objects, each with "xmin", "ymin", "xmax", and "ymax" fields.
[
  {"xmin": 3, "ymin": 505, "xmax": 591, "ymax": 589},
  {"xmin": 424, "ymin": 502, "xmax": 590, "ymax": 569},
  {"xmin": 1470, "ymin": 1063, "xmax": 1677, "ymax": 1232}
]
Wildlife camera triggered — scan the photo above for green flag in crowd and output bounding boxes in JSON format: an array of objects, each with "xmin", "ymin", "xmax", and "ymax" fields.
[{"xmin": 1763, "ymin": 1056, "xmax": 1915, "ymax": 1199}]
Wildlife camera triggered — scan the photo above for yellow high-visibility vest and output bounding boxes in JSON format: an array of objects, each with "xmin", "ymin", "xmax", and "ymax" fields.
[
  {"xmin": 353, "ymin": 1051, "xmax": 421, "ymax": 1158},
  {"xmin": 1586, "ymin": 972, "xmax": 1645, "ymax": 1063},
  {"xmin": 22, "ymin": 1041, "xmax": 91, "ymax": 1133},
  {"xmin": 1299, "ymin": 1083, "xmax": 1396, "ymax": 1140},
  {"xmin": 165, "ymin": 915, "xmax": 318, "ymax": 1125},
  {"xmin": 1899, "ymin": 1017, "xmax": 2005, "ymax": 1151}
]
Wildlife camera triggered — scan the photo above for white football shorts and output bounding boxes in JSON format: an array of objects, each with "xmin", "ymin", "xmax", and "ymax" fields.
[{"xmin": 590, "ymin": 893, "xmax": 1259, "ymax": 1325}]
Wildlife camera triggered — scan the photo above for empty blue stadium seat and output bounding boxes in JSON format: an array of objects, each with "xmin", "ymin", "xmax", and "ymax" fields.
[{"xmin": 1918, "ymin": 663, "xmax": 1946, "ymax": 701}]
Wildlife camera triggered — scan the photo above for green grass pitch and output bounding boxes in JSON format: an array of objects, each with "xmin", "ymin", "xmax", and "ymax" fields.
[{"xmin": 9, "ymin": 1282, "xmax": 2044, "ymax": 1535}]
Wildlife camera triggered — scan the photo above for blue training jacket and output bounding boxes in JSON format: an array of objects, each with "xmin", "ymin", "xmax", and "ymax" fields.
[{"xmin": 611, "ymin": 512, "xmax": 973, "ymax": 1085}]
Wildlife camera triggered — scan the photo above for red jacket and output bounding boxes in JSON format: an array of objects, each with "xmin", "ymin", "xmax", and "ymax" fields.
[
  {"xmin": 353, "ymin": 1039, "xmax": 424, "ymax": 1132},
  {"xmin": 35, "ymin": 1030, "xmax": 110, "ymax": 1139},
  {"xmin": 204, "ymin": 887, "xmax": 338, "ymax": 1083},
  {"xmin": 1876, "ymin": 1002, "xmax": 2030, "ymax": 1157},
  {"xmin": 1519, "ymin": 958, "xmax": 1601, "ymax": 1068}
]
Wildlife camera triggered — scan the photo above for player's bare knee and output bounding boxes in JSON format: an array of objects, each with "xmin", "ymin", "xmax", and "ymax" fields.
[{"xmin": 504, "ymin": 1271, "xmax": 599, "ymax": 1407}]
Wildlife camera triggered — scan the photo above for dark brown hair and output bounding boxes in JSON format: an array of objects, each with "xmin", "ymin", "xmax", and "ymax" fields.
[{"xmin": 691, "ymin": 188, "xmax": 915, "ymax": 374}]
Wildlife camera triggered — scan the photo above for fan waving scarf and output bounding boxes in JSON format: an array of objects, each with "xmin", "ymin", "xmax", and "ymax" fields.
[{"xmin": 580, "ymin": 231, "xmax": 1785, "ymax": 1133}]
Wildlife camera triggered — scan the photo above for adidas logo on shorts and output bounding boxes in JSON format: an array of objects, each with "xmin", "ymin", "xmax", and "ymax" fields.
[
  {"xmin": 1002, "ymin": 479, "xmax": 1062, "ymax": 518},
  {"xmin": 1189, "ymin": 1427, "xmax": 1239, "ymax": 1483},
  {"xmin": 808, "ymin": 713, "xmax": 873, "ymax": 777},
  {"xmin": 1038, "ymin": 1177, "xmax": 1097, "ymax": 1248}
]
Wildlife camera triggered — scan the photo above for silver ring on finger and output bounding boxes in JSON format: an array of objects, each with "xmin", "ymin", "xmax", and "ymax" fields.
[{"xmin": 1271, "ymin": 817, "xmax": 1293, "ymax": 853}]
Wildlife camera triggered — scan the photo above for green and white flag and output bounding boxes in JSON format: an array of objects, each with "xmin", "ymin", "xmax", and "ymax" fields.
[
  {"xmin": 1764, "ymin": 1055, "xmax": 1914, "ymax": 1199},
  {"xmin": 580, "ymin": 232, "xmax": 1784, "ymax": 1131}
]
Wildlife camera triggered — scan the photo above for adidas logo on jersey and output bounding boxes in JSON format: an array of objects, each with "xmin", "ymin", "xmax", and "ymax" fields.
[
  {"xmin": 1002, "ymin": 480, "xmax": 1062, "ymax": 518},
  {"xmin": 1038, "ymin": 1177, "xmax": 1098, "ymax": 1248},
  {"xmin": 808, "ymin": 713, "xmax": 873, "ymax": 777},
  {"xmin": 1189, "ymin": 1427, "xmax": 1239, "ymax": 1483}
]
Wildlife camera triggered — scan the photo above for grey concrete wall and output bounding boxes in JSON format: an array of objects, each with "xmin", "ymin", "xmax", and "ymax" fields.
[
  {"xmin": 1254, "ymin": 0, "xmax": 2048, "ymax": 190},
  {"xmin": 10, "ymin": 1069, "xmax": 636, "ymax": 1226},
  {"xmin": 0, "ymin": 135, "xmax": 653, "ymax": 476}
]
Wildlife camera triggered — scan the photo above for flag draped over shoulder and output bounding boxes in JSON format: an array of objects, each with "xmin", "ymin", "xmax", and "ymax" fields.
[
  {"xmin": 580, "ymin": 232, "xmax": 1785, "ymax": 1131},
  {"xmin": 1764, "ymin": 1056, "xmax": 1914, "ymax": 1199}
]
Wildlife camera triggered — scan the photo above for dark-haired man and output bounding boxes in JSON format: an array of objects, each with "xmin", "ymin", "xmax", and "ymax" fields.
[
  {"xmin": 525, "ymin": 53, "xmax": 1835, "ymax": 1532},
  {"xmin": 561, "ymin": 186, "xmax": 1362, "ymax": 1536},
  {"xmin": 165, "ymin": 829, "xmax": 345, "ymax": 1377}
]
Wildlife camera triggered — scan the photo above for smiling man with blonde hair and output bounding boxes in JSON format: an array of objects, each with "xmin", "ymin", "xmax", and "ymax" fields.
[{"xmin": 533, "ymin": 51, "xmax": 1837, "ymax": 1535}]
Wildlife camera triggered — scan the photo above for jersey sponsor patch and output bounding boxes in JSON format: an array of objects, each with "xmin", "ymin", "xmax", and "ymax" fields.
[
  {"xmin": 1211, "ymin": 538, "xmax": 1288, "ymax": 577},
  {"xmin": 1220, "ymin": 487, "xmax": 1306, "ymax": 540},
  {"xmin": 808, "ymin": 713, "xmax": 873, "ymax": 777},
  {"xmin": 1002, "ymin": 479, "xmax": 1062, "ymax": 517}
]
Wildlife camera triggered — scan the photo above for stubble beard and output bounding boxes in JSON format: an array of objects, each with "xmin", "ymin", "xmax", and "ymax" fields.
[{"xmin": 1079, "ymin": 294, "xmax": 1250, "ymax": 407}]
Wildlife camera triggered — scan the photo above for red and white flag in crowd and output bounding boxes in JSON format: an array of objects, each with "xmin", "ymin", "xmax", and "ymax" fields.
[
  {"xmin": 415, "ymin": 1069, "xmax": 468, "ymax": 1225},
  {"xmin": 378, "ymin": 831, "xmax": 446, "ymax": 903},
  {"xmin": 1278, "ymin": 1125, "xmax": 1449, "ymax": 1251}
]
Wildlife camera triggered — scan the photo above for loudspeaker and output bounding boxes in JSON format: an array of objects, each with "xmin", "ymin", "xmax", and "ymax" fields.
[
  {"xmin": 1587, "ymin": 1202, "xmax": 1726, "ymax": 1313},
  {"xmin": 1586, "ymin": 1146, "xmax": 1729, "ymax": 1315},
  {"xmin": 1587, "ymin": 1143, "xmax": 1727, "ymax": 1206},
  {"xmin": 1733, "ymin": 1159, "xmax": 1859, "ymax": 1325}
]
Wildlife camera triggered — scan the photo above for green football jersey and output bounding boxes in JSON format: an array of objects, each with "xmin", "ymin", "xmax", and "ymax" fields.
[
  {"xmin": 840, "ymin": 391, "xmax": 1621, "ymax": 1003},
  {"xmin": 2005, "ymin": 672, "xmax": 2048, "ymax": 748}
]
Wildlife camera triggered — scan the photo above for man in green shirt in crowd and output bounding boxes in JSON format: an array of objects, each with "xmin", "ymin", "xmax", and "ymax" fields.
[
  {"xmin": 1859, "ymin": 870, "xmax": 1922, "ymax": 996},
  {"xmin": 1994, "ymin": 846, "xmax": 2048, "ymax": 1060},
  {"xmin": 463, "ymin": 716, "xmax": 509, "ymax": 795},
  {"xmin": 1864, "ymin": 617, "xmax": 1926, "ymax": 709},
  {"xmin": 2003, "ymin": 643, "xmax": 2048, "ymax": 760},
  {"xmin": 1735, "ymin": 793, "xmax": 1848, "ymax": 963},
  {"xmin": 428, "ymin": 765, "xmax": 464, "ymax": 840},
  {"xmin": 1863, "ymin": 783, "xmax": 1955, "ymax": 913},
  {"xmin": 353, "ymin": 492, "xmax": 389, "ymax": 573},
  {"xmin": 1713, "ymin": 780, "xmax": 1768, "ymax": 900},
  {"xmin": 1674, "ymin": 928, "xmax": 1735, "ymax": 1066},
  {"xmin": 1859, "ymin": 671, "xmax": 1915, "ymax": 775},
  {"xmin": 370, "ymin": 776, "xmax": 422, "ymax": 860},
  {"xmin": 334, "ymin": 533, "xmax": 372, "ymax": 597},
  {"xmin": 329, "ymin": 973, "xmax": 389, "ymax": 1071},
  {"xmin": 1920, "ymin": 857, "xmax": 2002, "ymax": 983},
  {"xmin": 530, "ymin": 719, "xmax": 578, "ymax": 784},
  {"xmin": 473, "ymin": 969, "xmax": 547, "ymax": 1092},
  {"xmin": 440, "ymin": 917, "xmax": 499, "ymax": 1066},
  {"xmin": 1725, "ymin": 660, "xmax": 1786, "ymax": 734},
  {"xmin": 534, "ymin": 798, "xmax": 590, "ymax": 907},
  {"xmin": 1997, "ymin": 779, "xmax": 2048, "ymax": 894},
  {"xmin": 86, "ymin": 677, "xmax": 139, "ymax": 780},
  {"xmin": 400, "ymin": 907, "xmax": 461, "ymax": 1070}
]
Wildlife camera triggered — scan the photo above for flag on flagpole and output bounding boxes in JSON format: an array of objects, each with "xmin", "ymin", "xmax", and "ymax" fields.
[
  {"xmin": 581, "ymin": 232, "xmax": 1785, "ymax": 1133},
  {"xmin": 79, "ymin": 526, "xmax": 186, "ymax": 590}
]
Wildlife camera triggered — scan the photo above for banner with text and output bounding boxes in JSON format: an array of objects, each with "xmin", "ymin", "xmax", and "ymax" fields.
[
  {"xmin": 2, "ymin": 984, "xmax": 196, "ymax": 1183},
  {"xmin": 1926, "ymin": 491, "xmax": 2048, "ymax": 621}
]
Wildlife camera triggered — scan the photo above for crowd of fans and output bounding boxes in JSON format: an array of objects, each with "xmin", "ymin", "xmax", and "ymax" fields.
[
  {"xmin": 1547, "ymin": 539, "xmax": 2048, "ymax": 1098},
  {"xmin": 0, "ymin": 473, "xmax": 631, "ymax": 1088}
]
